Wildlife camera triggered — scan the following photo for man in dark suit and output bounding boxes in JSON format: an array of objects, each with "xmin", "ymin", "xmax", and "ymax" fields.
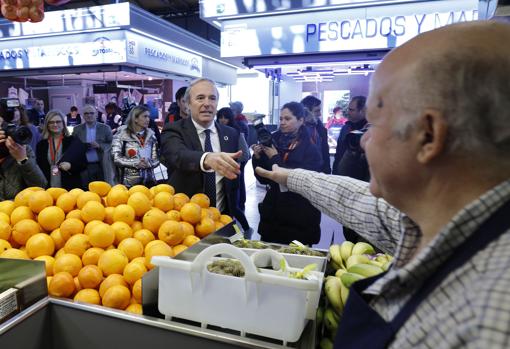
[{"xmin": 160, "ymin": 78, "xmax": 242, "ymax": 215}]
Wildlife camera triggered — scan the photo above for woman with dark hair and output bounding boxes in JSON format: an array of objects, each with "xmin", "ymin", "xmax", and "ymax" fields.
[
  {"xmin": 12, "ymin": 105, "xmax": 41, "ymax": 153},
  {"xmin": 36, "ymin": 110, "xmax": 87, "ymax": 190},
  {"xmin": 112, "ymin": 105, "xmax": 159, "ymax": 187},
  {"xmin": 252, "ymin": 102, "xmax": 323, "ymax": 245},
  {"xmin": 216, "ymin": 107, "xmax": 252, "ymax": 235}
]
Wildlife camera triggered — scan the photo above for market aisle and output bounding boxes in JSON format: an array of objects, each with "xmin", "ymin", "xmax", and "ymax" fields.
[{"xmin": 243, "ymin": 159, "xmax": 345, "ymax": 250}]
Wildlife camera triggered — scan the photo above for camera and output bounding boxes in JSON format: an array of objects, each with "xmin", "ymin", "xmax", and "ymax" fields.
[
  {"xmin": 253, "ymin": 118, "xmax": 273, "ymax": 147},
  {"xmin": 0, "ymin": 98, "xmax": 33, "ymax": 147}
]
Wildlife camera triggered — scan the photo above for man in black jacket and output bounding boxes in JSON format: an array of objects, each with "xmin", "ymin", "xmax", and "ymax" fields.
[
  {"xmin": 160, "ymin": 78, "xmax": 242, "ymax": 214},
  {"xmin": 301, "ymin": 95, "xmax": 331, "ymax": 174}
]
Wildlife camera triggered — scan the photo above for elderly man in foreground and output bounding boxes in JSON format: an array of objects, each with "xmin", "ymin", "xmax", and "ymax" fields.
[{"xmin": 256, "ymin": 21, "xmax": 510, "ymax": 348}]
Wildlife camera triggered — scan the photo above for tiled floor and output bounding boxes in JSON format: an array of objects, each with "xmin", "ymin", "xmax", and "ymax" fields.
[{"xmin": 243, "ymin": 160, "xmax": 345, "ymax": 250}]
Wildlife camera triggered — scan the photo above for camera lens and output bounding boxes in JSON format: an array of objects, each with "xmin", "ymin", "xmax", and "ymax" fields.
[{"xmin": 11, "ymin": 125, "xmax": 33, "ymax": 145}]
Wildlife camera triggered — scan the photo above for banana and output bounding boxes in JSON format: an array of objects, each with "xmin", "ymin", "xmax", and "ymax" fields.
[
  {"xmin": 346, "ymin": 254, "xmax": 370, "ymax": 269},
  {"xmin": 320, "ymin": 337, "xmax": 334, "ymax": 349},
  {"xmin": 368, "ymin": 259, "xmax": 385, "ymax": 268},
  {"xmin": 339, "ymin": 241, "xmax": 354, "ymax": 263},
  {"xmin": 324, "ymin": 276, "xmax": 343, "ymax": 313},
  {"xmin": 330, "ymin": 260, "xmax": 342, "ymax": 271},
  {"xmin": 335, "ymin": 268, "xmax": 347, "ymax": 278},
  {"xmin": 340, "ymin": 280, "xmax": 350, "ymax": 306},
  {"xmin": 324, "ymin": 307, "xmax": 340, "ymax": 332},
  {"xmin": 351, "ymin": 241, "xmax": 376, "ymax": 255},
  {"xmin": 348, "ymin": 263, "xmax": 384, "ymax": 278},
  {"xmin": 340, "ymin": 272, "xmax": 364, "ymax": 288},
  {"xmin": 329, "ymin": 244, "xmax": 344, "ymax": 269},
  {"xmin": 382, "ymin": 261, "xmax": 392, "ymax": 271},
  {"xmin": 316, "ymin": 306, "xmax": 324, "ymax": 325}
]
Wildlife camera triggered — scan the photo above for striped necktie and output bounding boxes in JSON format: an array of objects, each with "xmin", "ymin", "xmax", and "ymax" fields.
[{"xmin": 203, "ymin": 129, "xmax": 216, "ymax": 207}]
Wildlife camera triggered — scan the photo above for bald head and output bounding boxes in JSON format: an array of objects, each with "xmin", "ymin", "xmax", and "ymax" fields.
[{"xmin": 371, "ymin": 21, "xmax": 510, "ymax": 164}]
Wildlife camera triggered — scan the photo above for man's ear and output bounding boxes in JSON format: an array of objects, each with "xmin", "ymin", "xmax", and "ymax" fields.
[{"xmin": 416, "ymin": 109, "xmax": 448, "ymax": 164}]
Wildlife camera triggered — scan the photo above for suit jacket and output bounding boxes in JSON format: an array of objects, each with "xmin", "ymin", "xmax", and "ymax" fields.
[
  {"xmin": 160, "ymin": 117, "xmax": 240, "ymax": 215},
  {"xmin": 73, "ymin": 122, "xmax": 115, "ymax": 185},
  {"xmin": 36, "ymin": 135, "xmax": 88, "ymax": 190}
]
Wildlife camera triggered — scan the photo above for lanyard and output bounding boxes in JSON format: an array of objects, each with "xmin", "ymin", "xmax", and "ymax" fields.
[
  {"xmin": 282, "ymin": 139, "xmax": 299, "ymax": 163},
  {"xmin": 49, "ymin": 135, "xmax": 63, "ymax": 165},
  {"xmin": 136, "ymin": 133, "xmax": 146, "ymax": 148}
]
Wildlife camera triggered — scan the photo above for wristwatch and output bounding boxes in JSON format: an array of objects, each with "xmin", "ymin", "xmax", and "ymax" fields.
[{"xmin": 17, "ymin": 157, "xmax": 28, "ymax": 165}]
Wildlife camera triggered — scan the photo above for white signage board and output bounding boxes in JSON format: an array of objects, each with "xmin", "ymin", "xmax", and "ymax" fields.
[
  {"xmin": 0, "ymin": 3, "xmax": 130, "ymax": 39},
  {"xmin": 126, "ymin": 32, "xmax": 203, "ymax": 78},
  {"xmin": 220, "ymin": 0, "xmax": 478, "ymax": 57}
]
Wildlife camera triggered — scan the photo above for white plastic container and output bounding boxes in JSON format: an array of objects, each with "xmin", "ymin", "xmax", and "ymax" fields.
[
  {"xmin": 231, "ymin": 247, "xmax": 328, "ymax": 270},
  {"xmin": 152, "ymin": 244, "xmax": 323, "ymax": 343}
]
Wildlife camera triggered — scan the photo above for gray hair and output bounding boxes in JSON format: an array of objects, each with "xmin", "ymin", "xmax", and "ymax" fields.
[
  {"xmin": 82, "ymin": 104, "xmax": 97, "ymax": 116},
  {"xmin": 183, "ymin": 78, "xmax": 218, "ymax": 105},
  {"xmin": 392, "ymin": 47, "xmax": 510, "ymax": 163}
]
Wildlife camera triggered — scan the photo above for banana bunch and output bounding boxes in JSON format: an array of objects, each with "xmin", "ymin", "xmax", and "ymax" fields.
[{"xmin": 318, "ymin": 241, "xmax": 393, "ymax": 341}]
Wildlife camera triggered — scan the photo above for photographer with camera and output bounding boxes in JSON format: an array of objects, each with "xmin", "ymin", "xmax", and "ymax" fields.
[
  {"xmin": 252, "ymin": 102, "xmax": 322, "ymax": 245},
  {"xmin": 0, "ymin": 98, "xmax": 46, "ymax": 200}
]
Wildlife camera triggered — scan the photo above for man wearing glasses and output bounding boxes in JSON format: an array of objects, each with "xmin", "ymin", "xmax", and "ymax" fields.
[{"xmin": 73, "ymin": 105, "xmax": 115, "ymax": 185}]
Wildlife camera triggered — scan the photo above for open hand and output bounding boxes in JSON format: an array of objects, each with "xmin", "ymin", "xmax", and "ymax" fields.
[
  {"xmin": 255, "ymin": 164, "xmax": 290, "ymax": 186},
  {"xmin": 204, "ymin": 151, "xmax": 242, "ymax": 180}
]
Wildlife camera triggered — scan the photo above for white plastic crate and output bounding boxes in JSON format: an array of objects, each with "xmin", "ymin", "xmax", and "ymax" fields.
[{"xmin": 152, "ymin": 244, "xmax": 323, "ymax": 343}]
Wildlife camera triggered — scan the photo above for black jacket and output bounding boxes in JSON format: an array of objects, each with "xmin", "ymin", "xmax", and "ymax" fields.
[
  {"xmin": 253, "ymin": 127, "xmax": 322, "ymax": 245},
  {"xmin": 36, "ymin": 135, "xmax": 88, "ymax": 190},
  {"xmin": 332, "ymin": 119, "xmax": 369, "ymax": 180},
  {"xmin": 160, "ymin": 117, "xmax": 240, "ymax": 215}
]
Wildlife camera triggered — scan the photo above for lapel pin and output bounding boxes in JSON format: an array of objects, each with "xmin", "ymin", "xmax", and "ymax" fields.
[{"xmin": 224, "ymin": 136, "xmax": 229, "ymax": 141}]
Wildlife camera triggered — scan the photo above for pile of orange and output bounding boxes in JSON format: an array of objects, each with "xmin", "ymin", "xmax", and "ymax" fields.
[{"xmin": 0, "ymin": 182, "xmax": 233, "ymax": 313}]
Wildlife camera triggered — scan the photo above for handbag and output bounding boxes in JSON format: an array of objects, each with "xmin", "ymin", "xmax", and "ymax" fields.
[{"xmin": 140, "ymin": 168, "xmax": 157, "ymax": 188}]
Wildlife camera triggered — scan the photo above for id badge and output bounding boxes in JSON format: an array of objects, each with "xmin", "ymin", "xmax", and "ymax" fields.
[{"xmin": 51, "ymin": 165, "xmax": 59, "ymax": 176}]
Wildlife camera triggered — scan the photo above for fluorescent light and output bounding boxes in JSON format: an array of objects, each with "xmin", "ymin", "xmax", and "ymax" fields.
[{"xmin": 256, "ymin": 60, "xmax": 381, "ymax": 69}]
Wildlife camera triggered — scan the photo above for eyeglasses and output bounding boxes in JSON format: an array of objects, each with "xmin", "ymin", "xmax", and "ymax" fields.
[
  {"xmin": 83, "ymin": 112, "xmax": 95, "ymax": 115},
  {"xmin": 48, "ymin": 120, "xmax": 63, "ymax": 125}
]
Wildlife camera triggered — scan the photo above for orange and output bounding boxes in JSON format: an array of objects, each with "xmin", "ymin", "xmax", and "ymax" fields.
[
  {"xmin": 195, "ymin": 218, "xmax": 216, "ymax": 238},
  {"xmin": 68, "ymin": 188, "xmax": 84, "ymax": 198},
  {"xmin": 54, "ymin": 247, "xmax": 66, "ymax": 259},
  {"xmin": 82, "ymin": 247, "xmax": 105, "ymax": 266},
  {"xmin": 153, "ymin": 184, "xmax": 175, "ymax": 195},
  {"xmin": 46, "ymin": 276, "xmax": 52, "ymax": 289},
  {"xmin": 112, "ymin": 184, "xmax": 128, "ymax": 191},
  {"xmin": 145, "ymin": 239, "xmax": 168, "ymax": 251},
  {"xmin": 53, "ymin": 253, "xmax": 82, "ymax": 276},
  {"xmin": 215, "ymin": 221, "xmax": 225, "ymax": 230},
  {"xmin": 66, "ymin": 209, "xmax": 82, "ymax": 220},
  {"xmin": 88, "ymin": 223, "xmax": 114, "ymax": 249},
  {"xmin": 76, "ymin": 191, "xmax": 101, "ymax": 210},
  {"xmin": 102, "ymin": 284, "xmax": 131, "ymax": 310},
  {"xmin": 131, "ymin": 220, "xmax": 143, "ymax": 232},
  {"xmin": 117, "ymin": 238, "xmax": 144, "ymax": 261},
  {"xmin": 106, "ymin": 187, "xmax": 129, "ymax": 207},
  {"xmin": 123, "ymin": 260, "xmax": 147, "ymax": 284},
  {"xmin": 0, "ymin": 239, "xmax": 12, "ymax": 253},
  {"xmin": 113, "ymin": 204, "xmax": 136, "ymax": 225},
  {"xmin": 38, "ymin": 206, "xmax": 65, "ymax": 231},
  {"xmin": 172, "ymin": 244, "xmax": 188, "ymax": 256},
  {"xmin": 220, "ymin": 215, "xmax": 233, "ymax": 225},
  {"xmin": 34, "ymin": 255, "xmax": 55, "ymax": 276},
  {"xmin": 128, "ymin": 185, "xmax": 152, "ymax": 199},
  {"xmin": 56, "ymin": 193, "xmax": 77, "ymax": 213},
  {"xmin": 152, "ymin": 192, "xmax": 174, "ymax": 212},
  {"xmin": 0, "ymin": 212, "xmax": 9, "ymax": 224},
  {"xmin": 64, "ymin": 234, "xmax": 91, "ymax": 257},
  {"xmin": 190, "ymin": 193, "xmax": 210, "ymax": 208},
  {"xmin": 88, "ymin": 181, "xmax": 112, "ymax": 197},
  {"xmin": 182, "ymin": 235, "xmax": 200, "ymax": 247},
  {"xmin": 99, "ymin": 274, "xmax": 128, "ymax": 298},
  {"xmin": 74, "ymin": 288, "xmax": 101, "ymax": 305},
  {"xmin": 48, "ymin": 272, "xmax": 75, "ymax": 297},
  {"xmin": 0, "ymin": 220, "xmax": 11, "ymax": 240},
  {"xmin": 142, "ymin": 208, "xmax": 168, "ymax": 233},
  {"xmin": 10, "ymin": 206, "xmax": 34, "ymax": 225},
  {"xmin": 81, "ymin": 201, "xmax": 105, "ymax": 223},
  {"xmin": 78, "ymin": 265, "xmax": 104, "ymax": 289},
  {"xmin": 201, "ymin": 208, "xmax": 213, "ymax": 220},
  {"xmin": 12, "ymin": 219, "xmax": 41, "ymax": 245},
  {"xmin": 84, "ymin": 220, "xmax": 103, "ymax": 236},
  {"xmin": 180, "ymin": 221, "xmax": 194, "ymax": 237},
  {"xmin": 98, "ymin": 249, "xmax": 129, "ymax": 276},
  {"xmin": 208, "ymin": 207, "xmax": 221, "ymax": 221},
  {"xmin": 26, "ymin": 233, "xmax": 55, "ymax": 258},
  {"xmin": 14, "ymin": 188, "xmax": 34, "ymax": 207},
  {"xmin": 133, "ymin": 229, "xmax": 155, "ymax": 247},
  {"xmin": 158, "ymin": 220, "xmax": 184, "ymax": 246},
  {"xmin": 59, "ymin": 218, "xmax": 85, "ymax": 241},
  {"xmin": 125, "ymin": 303, "xmax": 142, "ymax": 314},
  {"xmin": 180, "ymin": 203, "xmax": 202, "ymax": 224},
  {"xmin": 131, "ymin": 256, "xmax": 145, "ymax": 266},
  {"xmin": 28, "ymin": 191, "xmax": 53, "ymax": 213},
  {"xmin": 50, "ymin": 229, "xmax": 65, "ymax": 250},
  {"xmin": 132, "ymin": 279, "xmax": 142, "ymax": 303},
  {"xmin": 74, "ymin": 277, "xmax": 83, "ymax": 294},
  {"xmin": 0, "ymin": 248, "xmax": 29, "ymax": 259},
  {"xmin": 104, "ymin": 207, "xmax": 115, "ymax": 224},
  {"xmin": 173, "ymin": 193, "xmax": 189, "ymax": 211},
  {"xmin": 111, "ymin": 221, "xmax": 133, "ymax": 245},
  {"xmin": 46, "ymin": 187, "xmax": 67, "ymax": 201},
  {"xmin": 127, "ymin": 192, "xmax": 151, "ymax": 217},
  {"xmin": 0, "ymin": 200, "xmax": 15, "ymax": 216},
  {"xmin": 144, "ymin": 241, "xmax": 174, "ymax": 269},
  {"xmin": 166, "ymin": 210, "xmax": 181, "ymax": 221}
]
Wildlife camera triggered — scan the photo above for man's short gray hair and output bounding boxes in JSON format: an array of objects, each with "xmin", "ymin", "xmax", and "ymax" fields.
[{"xmin": 183, "ymin": 78, "xmax": 218, "ymax": 105}]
